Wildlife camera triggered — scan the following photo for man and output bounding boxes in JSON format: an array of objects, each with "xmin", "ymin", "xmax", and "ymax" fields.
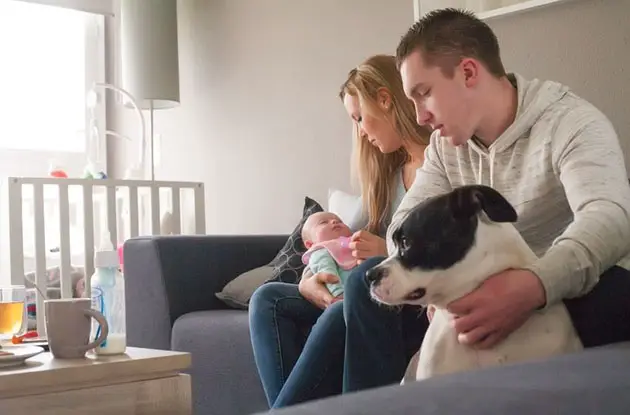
[{"xmin": 343, "ymin": 8, "xmax": 630, "ymax": 393}]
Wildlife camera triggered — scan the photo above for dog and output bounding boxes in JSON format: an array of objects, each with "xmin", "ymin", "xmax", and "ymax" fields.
[{"xmin": 367, "ymin": 185, "xmax": 583, "ymax": 382}]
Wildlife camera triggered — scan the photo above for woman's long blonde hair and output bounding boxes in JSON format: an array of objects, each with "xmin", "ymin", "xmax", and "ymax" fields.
[{"xmin": 339, "ymin": 54, "xmax": 430, "ymax": 235}]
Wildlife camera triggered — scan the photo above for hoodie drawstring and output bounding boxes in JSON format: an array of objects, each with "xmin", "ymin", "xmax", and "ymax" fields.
[
  {"xmin": 469, "ymin": 73, "xmax": 570, "ymax": 189},
  {"xmin": 489, "ymin": 149, "xmax": 496, "ymax": 188},
  {"xmin": 477, "ymin": 150, "xmax": 496, "ymax": 188},
  {"xmin": 478, "ymin": 157, "xmax": 483, "ymax": 185}
]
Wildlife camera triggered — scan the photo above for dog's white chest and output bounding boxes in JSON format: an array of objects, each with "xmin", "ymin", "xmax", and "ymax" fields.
[{"xmin": 409, "ymin": 305, "xmax": 583, "ymax": 381}]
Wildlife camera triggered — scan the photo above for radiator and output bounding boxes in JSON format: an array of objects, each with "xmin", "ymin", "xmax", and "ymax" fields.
[{"xmin": 1, "ymin": 177, "xmax": 206, "ymax": 336}]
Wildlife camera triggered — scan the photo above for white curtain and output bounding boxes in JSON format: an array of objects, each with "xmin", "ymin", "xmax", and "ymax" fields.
[{"xmin": 11, "ymin": 0, "xmax": 114, "ymax": 16}]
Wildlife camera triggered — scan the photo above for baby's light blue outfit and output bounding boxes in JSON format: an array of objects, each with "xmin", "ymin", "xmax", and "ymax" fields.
[{"xmin": 308, "ymin": 249, "xmax": 354, "ymax": 297}]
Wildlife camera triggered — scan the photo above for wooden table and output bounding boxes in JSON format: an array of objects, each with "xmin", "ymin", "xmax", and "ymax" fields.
[{"xmin": 0, "ymin": 347, "xmax": 192, "ymax": 414}]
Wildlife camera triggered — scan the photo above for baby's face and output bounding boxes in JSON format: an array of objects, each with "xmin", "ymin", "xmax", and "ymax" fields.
[{"xmin": 304, "ymin": 212, "xmax": 352, "ymax": 245}]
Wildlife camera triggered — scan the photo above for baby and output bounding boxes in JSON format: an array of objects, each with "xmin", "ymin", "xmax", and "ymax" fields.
[{"xmin": 301, "ymin": 212, "xmax": 358, "ymax": 298}]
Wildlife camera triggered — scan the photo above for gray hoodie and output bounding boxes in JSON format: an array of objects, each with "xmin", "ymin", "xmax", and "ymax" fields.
[{"xmin": 387, "ymin": 73, "xmax": 630, "ymax": 307}]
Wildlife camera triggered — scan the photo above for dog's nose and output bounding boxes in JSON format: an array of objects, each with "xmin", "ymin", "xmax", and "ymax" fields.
[{"xmin": 366, "ymin": 267, "xmax": 383, "ymax": 285}]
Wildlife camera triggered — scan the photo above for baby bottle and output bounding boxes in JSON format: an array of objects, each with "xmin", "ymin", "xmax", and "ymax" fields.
[{"xmin": 90, "ymin": 231, "xmax": 126, "ymax": 355}]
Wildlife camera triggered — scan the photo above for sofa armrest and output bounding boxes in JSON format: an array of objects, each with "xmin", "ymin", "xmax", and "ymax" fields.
[
  {"xmin": 123, "ymin": 234, "xmax": 288, "ymax": 350},
  {"xmin": 264, "ymin": 343, "xmax": 630, "ymax": 415}
]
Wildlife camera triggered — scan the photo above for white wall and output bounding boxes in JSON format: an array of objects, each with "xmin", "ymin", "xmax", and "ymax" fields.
[{"xmin": 109, "ymin": 0, "xmax": 414, "ymax": 234}]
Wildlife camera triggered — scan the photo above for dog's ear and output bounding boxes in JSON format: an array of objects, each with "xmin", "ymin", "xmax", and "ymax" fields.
[
  {"xmin": 450, "ymin": 185, "xmax": 517, "ymax": 223},
  {"xmin": 391, "ymin": 224, "xmax": 405, "ymax": 250}
]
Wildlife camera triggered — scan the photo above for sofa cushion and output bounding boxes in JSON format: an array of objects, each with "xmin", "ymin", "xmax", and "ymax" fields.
[
  {"xmin": 172, "ymin": 310, "xmax": 268, "ymax": 415},
  {"xmin": 215, "ymin": 197, "xmax": 323, "ymax": 310},
  {"xmin": 328, "ymin": 188, "xmax": 362, "ymax": 225},
  {"xmin": 215, "ymin": 266, "xmax": 274, "ymax": 310}
]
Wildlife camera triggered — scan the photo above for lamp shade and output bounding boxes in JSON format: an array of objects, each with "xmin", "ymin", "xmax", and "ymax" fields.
[{"xmin": 120, "ymin": 0, "xmax": 180, "ymax": 110}]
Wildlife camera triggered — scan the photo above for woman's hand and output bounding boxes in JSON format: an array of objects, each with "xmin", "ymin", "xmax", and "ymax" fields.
[
  {"xmin": 349, "ymin": 230, "xmax": 388, "ymax": 263},
  {"xmin": 298, "ymin": 272, "xmax": 340, "ymax": 309}
]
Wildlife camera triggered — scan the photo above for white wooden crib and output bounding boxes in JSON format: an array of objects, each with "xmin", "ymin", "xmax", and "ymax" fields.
[{"xmin": 1, "ymin": 177, "xmax": 206, "ymax": 335}]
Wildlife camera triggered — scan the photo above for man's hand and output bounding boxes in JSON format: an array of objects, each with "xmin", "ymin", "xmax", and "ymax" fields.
[
  {"xmin": 447, "ymin": 269, "xmax": 546, "ymax": 349},
  {"xmin": 349, "ymin": 230, "xmax": 388, "ymax": 263},
  {"xmin": 298, "ymin": 272, "xmax": 340, "ymax": 309}
]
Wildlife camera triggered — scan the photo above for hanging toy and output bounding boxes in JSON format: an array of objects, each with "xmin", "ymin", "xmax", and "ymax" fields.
[
  {"xmin": 49, "ymin": 163, "xmax": 68, "ymax": 178},
  {"xmin": 82, "ymin": 162, "xmax": 108, "ymax": 179}
]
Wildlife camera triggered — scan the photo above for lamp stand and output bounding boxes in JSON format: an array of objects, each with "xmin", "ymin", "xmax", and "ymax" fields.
[{"xmin": 88, "ymin": 83, "xmax": 147, "ymax": 180}]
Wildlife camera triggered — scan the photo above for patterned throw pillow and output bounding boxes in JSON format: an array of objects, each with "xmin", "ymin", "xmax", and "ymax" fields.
[{"xmin": 267, "ymin": 196, "xmax": 323, "ymax": 284}]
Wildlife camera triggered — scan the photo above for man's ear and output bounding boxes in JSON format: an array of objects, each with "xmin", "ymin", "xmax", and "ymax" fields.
[
  {"xmin": 460, "ymin": 58, "xmax": 480, "ymax": 88},
  {"xmin": 450, "ymin": 185, "xmax": 517, "ymax": 223}
]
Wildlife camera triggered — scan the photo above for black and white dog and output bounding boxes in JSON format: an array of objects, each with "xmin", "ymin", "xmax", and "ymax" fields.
[{"xmin": 367, "ymin": 185, "xmax": 583, "ymax": 382}]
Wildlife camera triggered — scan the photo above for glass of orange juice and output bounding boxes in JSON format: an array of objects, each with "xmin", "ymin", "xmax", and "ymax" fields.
[{"xmin": 0, "ymin": 286, "xmax": 27, "ymax": 343}]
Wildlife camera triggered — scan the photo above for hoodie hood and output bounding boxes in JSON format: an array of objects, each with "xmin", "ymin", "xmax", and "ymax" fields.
[{"xmin": 468, "ymin": 73, "xmax": 570, "ymax": 186}]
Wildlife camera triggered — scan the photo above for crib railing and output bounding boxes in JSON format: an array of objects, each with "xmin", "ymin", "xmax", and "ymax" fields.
[{"xmin": 1, "ymin": 177, "xmax": 206, "ymax": 336}]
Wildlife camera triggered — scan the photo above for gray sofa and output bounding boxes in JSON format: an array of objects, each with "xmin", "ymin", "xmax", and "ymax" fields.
[
  {"xmin": 125, "ymin": 235, "xmax": 284, "ymax": 415},
  {"xmin": 124, "ymin": 235, "xmax": 630, "ymax": 415}
]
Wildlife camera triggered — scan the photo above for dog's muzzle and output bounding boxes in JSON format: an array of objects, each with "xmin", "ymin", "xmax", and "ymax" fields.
[{"xmin": 366, "ymin": 264, "xmax": 428, "ymax": 303}]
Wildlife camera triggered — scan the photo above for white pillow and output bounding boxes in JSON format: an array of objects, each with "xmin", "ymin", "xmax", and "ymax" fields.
[{"xmin": 328, "ymin": 188, "xmax": 361, "ymax": 224}]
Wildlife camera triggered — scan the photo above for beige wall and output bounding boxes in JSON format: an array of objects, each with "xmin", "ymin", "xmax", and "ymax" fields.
[
  {"xmin": 413, "ymin": 0, "xmax": 630, "ymax": 167},
  {"xmin": 109, "ymin": 0, "xmax": 630, "ymax": 235},
  {"xmin": 488, "ymin": 0, "xmax": 630, "ymax": 167},
  {"xmin": 110, "ymin": 0, "xmax": 414, "ymax": 234}
]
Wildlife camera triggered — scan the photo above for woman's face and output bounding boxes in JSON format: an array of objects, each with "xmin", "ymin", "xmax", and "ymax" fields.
[{"xmin": 343, "ymin": 93, "xmax": 403, "ymax": 154}]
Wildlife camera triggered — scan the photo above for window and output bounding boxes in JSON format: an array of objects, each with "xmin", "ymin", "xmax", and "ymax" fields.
[
  {"xmin": 0, "ymin": 0, "xmax": 108, "ymax": 280},
  {"xmin": 0, "ymin": 0, "xmax": 105, "ymax": 176}
]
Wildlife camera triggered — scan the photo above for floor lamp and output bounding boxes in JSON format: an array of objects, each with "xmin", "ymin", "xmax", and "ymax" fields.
[{"xmin": 120, "ymin": 0, "xmax": 180, "ymax": 181}]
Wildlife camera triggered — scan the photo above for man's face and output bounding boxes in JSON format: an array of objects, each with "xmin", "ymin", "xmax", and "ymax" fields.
[{"xmin": 400, "ymin": 49, "xmax": 477, "ymax": 147}]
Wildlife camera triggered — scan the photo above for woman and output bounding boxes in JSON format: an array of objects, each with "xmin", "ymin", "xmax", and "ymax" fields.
[{"xmin": 248, "ymin": 54, "xmax": 431, "ymax": 409}]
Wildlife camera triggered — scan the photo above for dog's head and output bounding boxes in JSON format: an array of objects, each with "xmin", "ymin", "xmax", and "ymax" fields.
[{"xmin": 368, "ymin": 185, "xmax": 521, "ymax": 308}]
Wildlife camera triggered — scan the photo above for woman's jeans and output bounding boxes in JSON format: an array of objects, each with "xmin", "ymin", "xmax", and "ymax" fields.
[
  {"xmin": 248, "ymin": 258, "xmax": 428, "ymax": 408},
  {"xmin": 249, "ymin": 281, "xmax": 345, "ymax": 408},
  {"xmin": 249, "ymin": 256, "xmax": 630, "ymax": 409}
]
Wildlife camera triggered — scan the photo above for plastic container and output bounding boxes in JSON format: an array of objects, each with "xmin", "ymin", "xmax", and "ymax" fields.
[
  {"xmin": 117, "ymin": 242, "xmax": 125, "ymax": 273},
  {"xmin": 90, "ymin": 231, "xmax": 126, "ymax": 355}
]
